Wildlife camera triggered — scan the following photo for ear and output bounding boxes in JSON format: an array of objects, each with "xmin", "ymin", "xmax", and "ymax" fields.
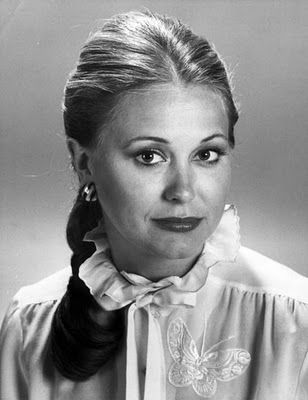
[{"xmin": 66, "ymin": 138, "xmax": 93, "ymax": 184}]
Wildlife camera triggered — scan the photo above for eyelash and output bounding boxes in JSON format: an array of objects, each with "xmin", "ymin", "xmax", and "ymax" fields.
[{"xmin": 134, "ymin": 147, "xmax": 227, "ymax": 167}]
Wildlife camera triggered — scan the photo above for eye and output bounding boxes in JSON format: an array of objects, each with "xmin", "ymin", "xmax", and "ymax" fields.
[
  {"xmin": 195, "ymin": 149, "xmax": 220, "ymax": 163},
  {"xmin": 135, "ymin": 149, "xmax": 166, "ymax": 165}
]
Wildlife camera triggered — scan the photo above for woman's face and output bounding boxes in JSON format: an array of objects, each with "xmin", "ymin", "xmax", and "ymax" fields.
[{"xmin": 89, "ymin": 84, "xmax": 231, "ymax": 260}]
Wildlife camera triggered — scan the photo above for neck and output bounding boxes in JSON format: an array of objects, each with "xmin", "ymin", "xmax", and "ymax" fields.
[{"xmin": 106, "ymin": 235, "xmax": 201, "ymax": 282}]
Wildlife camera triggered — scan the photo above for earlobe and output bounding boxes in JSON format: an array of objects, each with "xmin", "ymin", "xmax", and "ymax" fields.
[{"xmin": 66, "ymin": 138, "xmax": 93, "ymax": 183}]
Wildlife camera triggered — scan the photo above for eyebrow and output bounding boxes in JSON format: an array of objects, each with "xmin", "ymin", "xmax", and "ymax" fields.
[{"xmin": 123, "ymin": 133, "xmax": 228, "ymax": 147}]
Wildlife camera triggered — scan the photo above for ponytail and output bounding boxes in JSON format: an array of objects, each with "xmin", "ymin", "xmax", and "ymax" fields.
[{"xmin": 50, "ymin": 189, "xmax": 125, "ymax": 381}]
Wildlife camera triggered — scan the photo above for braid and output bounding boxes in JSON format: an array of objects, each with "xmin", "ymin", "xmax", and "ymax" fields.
[{"xmin": 50, "ymin": 188, "xmax": 125, "ymax": 381}]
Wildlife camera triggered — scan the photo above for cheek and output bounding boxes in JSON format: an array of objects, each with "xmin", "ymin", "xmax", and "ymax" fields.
[
  {"xmin": 219, "ymin": 167, "xmax": 231, "ymax": 198},
  {"xmin": 94, "ymin": 161, "xmax": 158, "ymax": 224},
  {"xmin": 198, "ymin": 164, "xmax": 231, "ymax": 225},
  {"xmin": 200, "ymin": 163, "xmax": 231, "ymax": 200}
]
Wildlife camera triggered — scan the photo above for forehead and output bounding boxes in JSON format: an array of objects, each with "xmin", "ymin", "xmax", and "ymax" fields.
[{"xmin": 101, "ymin": 84, "xmax": 229, "ymax": 145}]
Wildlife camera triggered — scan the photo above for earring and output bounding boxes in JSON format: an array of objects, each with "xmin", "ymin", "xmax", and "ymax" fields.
[{"xmin": 82, "ymin": 183, "xmax": 98, "ymax": 202}]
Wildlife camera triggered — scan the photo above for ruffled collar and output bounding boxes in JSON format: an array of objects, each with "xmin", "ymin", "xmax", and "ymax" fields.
[{"xmin": 79, "ymin": 204, "xmax": 240, "ymax": 311}]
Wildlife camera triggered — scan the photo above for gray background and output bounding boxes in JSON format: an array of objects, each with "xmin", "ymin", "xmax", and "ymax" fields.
[{"xmin": 1, "ymin": 0, "xmax": 307, "ymax": 322}]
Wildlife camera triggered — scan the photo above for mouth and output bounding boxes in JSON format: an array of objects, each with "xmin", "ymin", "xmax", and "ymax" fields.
[{"xmin": 151, "ymin": 217, "xmax": 203, "ymax": 233}]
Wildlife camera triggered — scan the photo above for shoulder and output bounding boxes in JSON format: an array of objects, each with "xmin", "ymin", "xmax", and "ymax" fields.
[
  {"xmin": 0, "ymin": 268, "xmax": 72, "ymax": 374},
  {"xmin": 1, "ymin": 267, "xmax": 71, "ymax": 346},
  {"xmin": 12, "ymin": 267, "xmax": 71, "ymax": 309},
  {"xmin": 209, "ymin": 246, "xmax": 308, "ymax": 304}
]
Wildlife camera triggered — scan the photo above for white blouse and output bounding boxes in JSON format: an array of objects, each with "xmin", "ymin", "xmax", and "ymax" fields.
[{"xmin": 1, "ymin": 205, "xmax": 308, "ymax": 400}]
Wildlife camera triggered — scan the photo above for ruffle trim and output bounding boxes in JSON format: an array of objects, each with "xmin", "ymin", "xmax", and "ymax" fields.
[{"xmin": 79, "ymin": 204, "xmax": 240, "ymax": 310}]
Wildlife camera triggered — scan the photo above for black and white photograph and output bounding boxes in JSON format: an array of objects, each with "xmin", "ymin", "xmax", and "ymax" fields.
[{"xmin": 0, "ymin": 1, "xmax": 307, "ymax": 399}]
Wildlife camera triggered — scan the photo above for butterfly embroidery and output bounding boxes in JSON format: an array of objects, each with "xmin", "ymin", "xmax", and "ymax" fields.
[{"xmin": 167, "ymin": 318, "xmax": 251, "ymax": 398}]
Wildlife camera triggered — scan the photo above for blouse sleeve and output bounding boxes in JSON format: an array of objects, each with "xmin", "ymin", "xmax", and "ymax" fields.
[
  {"xmin": 0, "ymin": 301, "xmax": 28, "ymax": 400},
  {"xmin": 296, "ymin": 350, "xmax": 308, "ymax": 400}
]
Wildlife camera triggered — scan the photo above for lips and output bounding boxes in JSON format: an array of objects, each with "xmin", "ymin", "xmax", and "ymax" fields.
[{"xmin": 151, "ymin": 217, "xmax": 202, "ymax": 233}]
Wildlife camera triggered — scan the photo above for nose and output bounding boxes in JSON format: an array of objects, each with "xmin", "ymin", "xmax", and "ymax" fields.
[{"xmin": 163, "ymin": 167, "xmax": 196, "ymax": 203}]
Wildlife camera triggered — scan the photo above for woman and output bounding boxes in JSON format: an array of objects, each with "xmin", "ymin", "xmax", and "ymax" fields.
[{"xmin": 0, "ymin": 9, "xmax": 307, "ymax": 400}]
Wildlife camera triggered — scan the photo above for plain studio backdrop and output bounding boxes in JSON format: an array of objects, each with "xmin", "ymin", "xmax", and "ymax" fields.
[{"xmin": 0, "ymin": 0, "xmax": 307, "ymax": 322}]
